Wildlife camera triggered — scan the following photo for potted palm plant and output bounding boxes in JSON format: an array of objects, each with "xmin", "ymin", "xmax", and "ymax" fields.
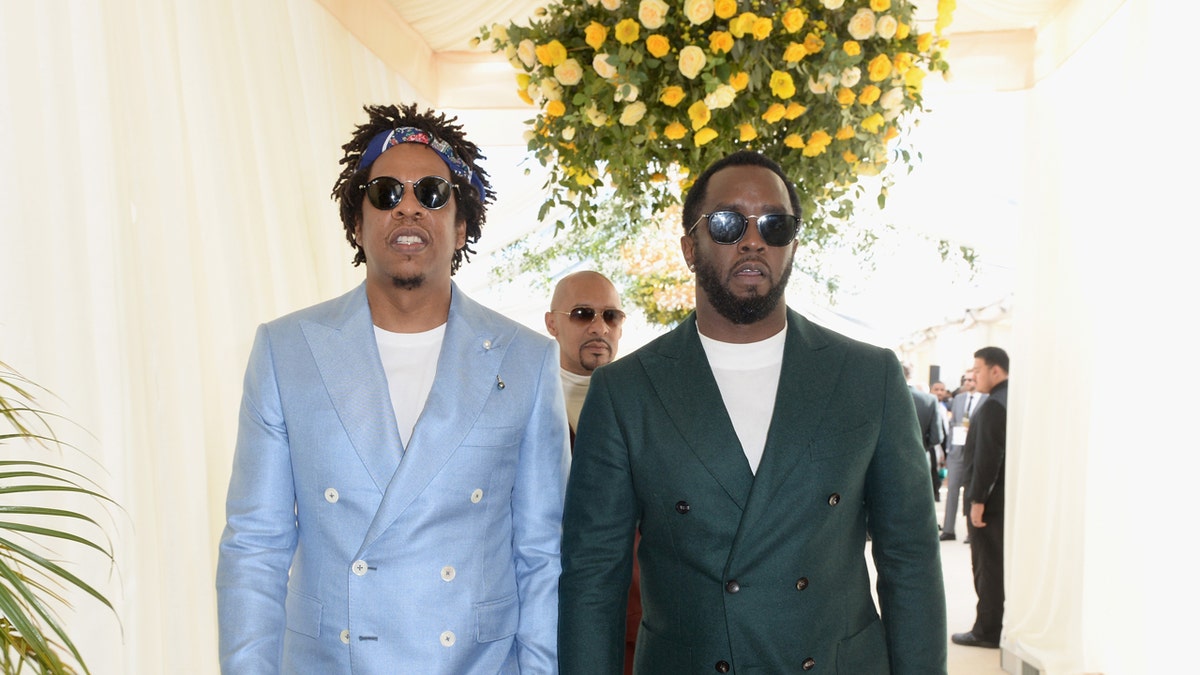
[{"xmin": 1, "ymin": 361, "xmax": 117, "ymax": 674}]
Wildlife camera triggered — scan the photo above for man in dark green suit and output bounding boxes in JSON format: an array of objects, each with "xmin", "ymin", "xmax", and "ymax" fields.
[{"xmin": 559, "ymin": 150, "xmax": 947, "ymax": 674}]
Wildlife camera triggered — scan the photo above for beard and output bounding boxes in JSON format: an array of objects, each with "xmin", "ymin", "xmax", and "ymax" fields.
[
  {"xmin": 694, "ymin": 253, "xmax": 792, "ymax": 325},
  {"xmin": 577, "ymin": 339, "xmax": 613, "ymax": 372},
  {"xmin": 391, "ymin": 274, "xmax": 425, "ymax": 290}
]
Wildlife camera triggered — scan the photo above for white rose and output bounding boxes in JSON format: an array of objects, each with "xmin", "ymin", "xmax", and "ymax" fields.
[
  {"xmin": 683, "ymin": 0, "xmax": 715, "ymax": 25},
  {"xmin": 540, "ymin": 78, "xmax": 563, "ymax": 101},
  {"xmin": 619, "ymin": 101, "xmax": 648, "ymax": 126},
  {"xmin": 822, "ymin": 0, "xmax": 845, "ymax": 9},
  {"xmin": 523, "ymin": 129, "xmax": 536, "ymax": 143},
  {"xmin": 880, "ymin": 86, "xmax": 905, "ymax": 110},
  {"xmin": 808, "ymin": 72, "xmax": 835, "ymax": 94},
  {"xmin": 585, "ymin": 103, "xmax": 609, "ymax": 126},
  {"xmin": 517, "ymin": 40, "xmax": 537, "ymax": 68},
  {"xmin": 505, "ymin": 46, "xmax": 522, "ymax": 69},
  {"xmin": 527, "ymin": 82, "xmax": 541, "ymax": 102},
  {"xmin": 840, "ymin": 67, "xmax": 862, "ymax": 88},
  {"xmin": 593, "ymin": 53, "xmax": 619, "ymax": 79},
  {"xmin": 638, "ymin": 0, "xmax": 669, "ymax": 29},
  {"xmin": 586, "ymin": 0, "xmax": 600, "ymax": 5},
  {"xmin": 601, "ymin": 0, "xmax": 622, "ymax": 10},
  {"xmin": 847, "ymin": 8, "xmax": 876, "ymax": 40},
  {"xmin": 614, "ymin": 82, "xmax": 640, "ymax": 102},
  {"xmin": 876, "ymin": 15, "xmax": 898, "ymax": 40},
  {"xmin": 677, "ymin": 45, "xmax": 707, "ymax": 79},
  {"xmin": 562, "ymin": 126, "xmax": 577, "ymax": 141},
  {"xmin": 490, "ymin": 24, "xmax": 508, "ymax": 43},
  {"xmin": 554, "ymin": 58, "xmax": 584, "ymax": 86},
  {"xmin": 703, "ymin": 84, "xmax": 737, "ymax": 110}
]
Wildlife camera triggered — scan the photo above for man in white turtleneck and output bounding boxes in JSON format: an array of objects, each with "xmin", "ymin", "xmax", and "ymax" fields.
[{"xmin": 545, "ymin": 270, "xmax": 625, "ymax": 437}]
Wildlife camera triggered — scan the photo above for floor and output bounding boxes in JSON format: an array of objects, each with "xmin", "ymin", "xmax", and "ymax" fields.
[{"xmin": 868, "ymin": 488, "xmax": 1009, "ymax": 674}]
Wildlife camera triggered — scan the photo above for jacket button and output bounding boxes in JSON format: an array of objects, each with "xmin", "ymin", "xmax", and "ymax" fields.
[
  {"xmin": 352, "ymin": 560, "xmax": 368, "ymax": 576},
  {"xmin": 715, "ymin": 661, "xmax": 730, "ymax": 673},
  {"xmin": 675, "ymin": 501, "xmax": 690, "ymax": 514},
  {"xmin": 827, "ymin": 493, "xmax": 841, "ymax": 506},
  {"xmin": 324, "ymin": 487, "xmax": 339, "ymax": 503},
  {"xmin": 795, "ymin": 577, "xmax": 809, "ymax": 591},
  {"xmin": 802, "ymin": 657, "xmax": 816, "ymax": 670},
  {"xmin": 440, "ymin": 630, "xmax": 456, "ymax": 647},
  {"xmin": 470, "ymin": 488, "xmax": 484, "ymax": 503},
  {"xmin": 725, "ymin": 580, "xmax": 740, "ymax": 594},
  {"xmin": 441, "ymin": 566, "xmax": 456, "ymax": 582},
  {"xmin": 340, "ymin": 629, "xmax": 350, "ymax": 644}
]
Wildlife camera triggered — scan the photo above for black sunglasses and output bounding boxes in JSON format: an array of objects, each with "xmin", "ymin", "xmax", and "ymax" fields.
[
  {"xmin": 688, "ymin": 211, "xmax": 800, "ymax": 247},
  {"xmin": 550, "ymin": 307, "xmax": 626, "ymax": 328},
  {"xmin": 360, "ymin": 175, "xmax": 458, "ymax": 211}
]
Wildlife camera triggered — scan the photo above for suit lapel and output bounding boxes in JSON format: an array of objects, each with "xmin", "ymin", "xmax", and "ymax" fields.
[
  {"xmin": 643, "ymin": 317, "xmax": 754, "ymax": 510},
  {"xmin": 302, "ymin": 284, "xmax": 401, "ymax": 493},
  {"xmin": 360, "ymin": 286, "xmax": 507, "ymax": 551},
  {"xmin": 734, "ymin": 311, "xmax": 846, "ymax": 544}
]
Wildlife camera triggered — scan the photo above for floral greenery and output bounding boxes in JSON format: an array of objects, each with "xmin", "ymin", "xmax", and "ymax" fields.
[
  {"xmin": 479, "ymin": 0, "xmax": 955, "ymax": 244},
  {"xmin": 1, "ymin": 363, "xmax": 117, "ymax": 675}
]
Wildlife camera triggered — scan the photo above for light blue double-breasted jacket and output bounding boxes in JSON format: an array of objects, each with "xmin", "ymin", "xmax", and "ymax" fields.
[{"xmin": 217, "ymin": 282, "xmax": 569, "ymax": 674}]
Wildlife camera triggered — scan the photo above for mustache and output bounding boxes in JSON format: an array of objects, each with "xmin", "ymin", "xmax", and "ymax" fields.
[{"xmin": 581, "ymin": 338, "xmax": 613, "ymax": 350}]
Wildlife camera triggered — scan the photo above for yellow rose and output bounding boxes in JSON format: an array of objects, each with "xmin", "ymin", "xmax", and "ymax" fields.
[
  {"xmin": 585, "ymin": 21, "xmax": 609, "ymax": 50},
  {"xmin": 858, "ymin": 84, "xmax": 881, "ymax": 105},
  {"xmin": 517, "ymin": 88, "xmax": 534, "ymax": 105},
  {"xmin": 660, "ymin": 85, "xmax": 685, "ymax": 106},
  {"xmin": 784, "ymin": 133, "xmax": 804, "ymax": 149},
  {"xmin": 769, "ymin": 71, "xmax": 796, "ymax": 99},
  {"xmin": 867, "ymin": 53, "xmax": 892, "ymax": 81},
  {"xmin": 896, "ymin": 22, "xmax": 911, "ymax": 39},
  {"xmin": 738, "ymin": 124, "xmax": 758, "ymax": 141},
  {"xmin": 516, "ymin": 73, "xmax": 531, "ymax": 89},
  {"xmin": 784, "ymin": 102, "xmax": 806, "ymax": 119},
  {"xmin": 870, "ymin": 0, "xmax": 891, "ymax": 10},
  {"xmin": 664, "ymin": 121, "xmax": 688, "ymax": 140},
  {"xmin": 730, "ymin": 12, "xmax": 757, "ymax": 38},
  {"xmin": 781, "ymin": 8, "xmax": 807, "ymax": 33},
  {"xmin": 684, "ymin": 0, "xmax": 715, "ymax": 25},
  {"xmin": 917, "ymin": 32, "xmax": 934, "ymax": 53},
  {"xmin": 843, "ymin": 150, "xmax": 859, "ymax": 163},
  {"xmin": 835, "ymin": 126, "xmax": 855, "ymax": 140},
  {"xmin": 783, "ymin": 43, "xmax": 807, "ymax": 62},
  {"xmin": 714, "ymin": 0, "xmax": 737, "ymax": 20},
  {"xmin": 883, "ymin": 125, "xmax": 900, "ymax": 142},
  {"xmin": 678, "ymin": 45, "xmax": 707, "ymax": 79},
  {"xmin": 843, "ymin": 41, "xmax": 861, "ymax": 56},
  {"xmin": 646, "ymin": 34, "xmax": 671, "ymax": 58},
  {"xmin": 535, "ymin": 40, "xmax": 567, "ymax": 67},
  {"xmin": 904, "ymin": 67, "xmax": 926, "ymax": 92},
  {"xmin": 752, "ymin": 17, "xmax": 773, "ymax": 40},
  {"xmin": 687, "ymin": 100, "xmax": 711, "ymax": 130},
  {"xmin": 936, "ymin": 0, "xmax": 955, "ymax": 33},
  {"xmin": 761, "ymin": 103, "xmax": 786, "ymax": 123},
  {"xmin": 861, "ymin": 112, "xmax": 886, "ymax": 133},
  {"xmin": 836, "ymin": 87, "xmax": 856, "ymax": 106},
  {"xmin": 554, "ymin": 59, "xmax": 584, "ymax": 86},
  {"xmin": 709, "ymin": 30, "xmax": 734, "ymax": 54},
  {"xmin": 729, "ymin": 72, "xmax": 750, "ymax": 91},
  {"xmin": 694, "ymin": 127, "xmax": 719, "ymax": 146},
  {"xmin": 546, "ymin": 100, "xmax": 566, "ymax": 117},
  {"xmin": 847, "ymin": 8, "xmax": 876, "ymax": 40},
  {"xmin": 893, "ymin": 52, "xmax": 914, "ymax": 74},
  {"xmin": 802, "ymin": 130, "xmax": 831, "ymax": 156},
  {"xmin": 803, "ymin": 32, "xmax": 825, "ymax": 54},
  {"xmin": 615, "ymin": 18, "xmax": 641, "ymax": 44}
]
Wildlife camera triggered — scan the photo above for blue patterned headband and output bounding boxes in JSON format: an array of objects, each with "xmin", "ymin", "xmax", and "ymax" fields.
[{"xmin": 357, "ymin": 126, "xmax": 486, "ymax": 199}]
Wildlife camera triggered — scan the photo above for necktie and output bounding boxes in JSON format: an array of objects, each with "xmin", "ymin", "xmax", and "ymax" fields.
[{"xmin": 966, "ymin": 394, "xmax": 975, "ymax": 416}]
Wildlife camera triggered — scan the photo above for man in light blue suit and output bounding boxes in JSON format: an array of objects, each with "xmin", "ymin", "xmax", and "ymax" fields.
[{"xmin": 217, "ymin": 103, "xmax": 570, "ymax": 674}]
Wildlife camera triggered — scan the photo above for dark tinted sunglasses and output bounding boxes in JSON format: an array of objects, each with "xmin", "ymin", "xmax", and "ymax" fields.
[
  {"xmin": 551, "ymin": 307, "xmax": 626, "ymax": 328},
  {"xmin": 361, "ymin": 175, "xmax": 458, "ymax": 211},
  {"xmin": 688, "ymin": 211, "xmax": 800, "ymax": 247}
]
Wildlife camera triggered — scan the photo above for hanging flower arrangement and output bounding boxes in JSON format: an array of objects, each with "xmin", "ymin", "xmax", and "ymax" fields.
[{"xmin": 478, "ymin": 0, "xmax": 953, "ymax": 240}]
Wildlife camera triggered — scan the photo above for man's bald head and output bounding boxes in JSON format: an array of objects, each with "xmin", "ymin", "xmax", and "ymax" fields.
[{"xmin": 545, "ymin": 271, "xmax": 624, "ymax": 375}]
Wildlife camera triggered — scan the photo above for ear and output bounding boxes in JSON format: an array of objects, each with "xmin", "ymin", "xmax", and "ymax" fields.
[
  {"xmin": 455, "ymin": 215, "xmax": 468, "ymax": 250},
  {"xmin": 544, "ymin": 312, "xmax": 558, "ymax": 337},
  {"xmin": 680, "ymin": 233, "xmax": 695, "ymax": 271}
]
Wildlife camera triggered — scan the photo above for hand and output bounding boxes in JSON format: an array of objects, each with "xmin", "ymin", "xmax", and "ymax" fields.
[{"xmin": 970, "ymin": 502, "xmax": 986, "ymax": 528}]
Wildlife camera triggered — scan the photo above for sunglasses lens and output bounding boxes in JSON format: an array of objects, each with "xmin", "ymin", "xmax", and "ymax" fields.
[
  {"xmin": 758, "ymin": 214, "xmax": 799, "ymax": 246},
  {"xmin": 601, "ymin": 309, "xmax": 626, "ymax": 327},
  {"xmin": 569, "ymin": 307, "xmax": 597, "ymax": 323},
  {"xmin": 566, "ymin": 307, "xmax": 625, "ymax": 327},
  {"xmin": 365, "ymin": 177, "xmax": 404, "ymax": 210},
  {"xmin": 413, "ymin": 176, "xmax": 452, "ymax": 209},
  {"xmin": 706, "ymin": 211, "xmax": 748, "ymax": 244}
]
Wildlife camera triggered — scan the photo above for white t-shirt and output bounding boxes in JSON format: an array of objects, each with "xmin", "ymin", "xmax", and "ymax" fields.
[
  {"xmin": 698, "ymin": 326, "xmax": 787, "ymax": 474},
  {"xmin": 559, "ymin": 368, "xmax": 591, "ymax": 432},
  {"xmin": 374, "ymin": 323, "xmax": 446, "ymax": 448}
]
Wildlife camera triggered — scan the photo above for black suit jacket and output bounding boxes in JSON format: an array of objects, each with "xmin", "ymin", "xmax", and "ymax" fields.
[{"xmin": 962, "ymin": 379, "xmax": 1008, "ymax": 512}]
